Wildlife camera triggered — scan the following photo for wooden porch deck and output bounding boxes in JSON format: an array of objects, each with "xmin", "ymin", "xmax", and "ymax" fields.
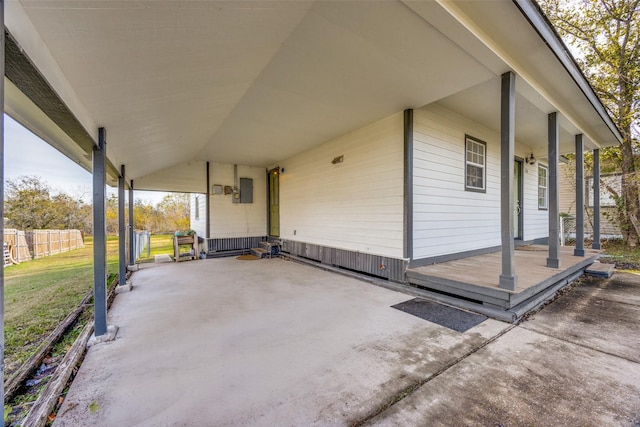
[{"xmin": 407, "ymin": 245, "xmax": 599, "ymax": 314}]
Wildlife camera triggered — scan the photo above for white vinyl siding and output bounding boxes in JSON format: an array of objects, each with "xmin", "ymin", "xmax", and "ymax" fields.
[
  {"xmin": 413, "ymin": 104, "xmax": 548, "ymax": 259},
  {"xmin": 523, "ymin": 163, "xmax": 549, "ymax": 241},
  {"xmin": 278, "ymin": 112, "xmax": 404, "ymax": 258},
  {"xmin": 209, "ymin": 164, "xmax": 267, "ymax": 238},
  {"xmin": 134, "ymin": 160, "xmax": 207, "ymax": 193},
  {"xmin": 190, "ymin": 193, "xmax": 206, "ymax": 238}
]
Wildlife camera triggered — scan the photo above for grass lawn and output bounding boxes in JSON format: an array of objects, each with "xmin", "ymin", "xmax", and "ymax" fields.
[
  {"xmin": 602, "ymin": 241, "xmax": 640, "ymax": 267},
  {"xmin": 4, "ymin": 233, "xmax": 176, "ymax": 379},
  {"xmin": 3, "ymin": 236, "xmax": 119, "ymax": 380},
  {"xmin": 138, "ymin": 234, "xmax": 176, "ymax": 262}
]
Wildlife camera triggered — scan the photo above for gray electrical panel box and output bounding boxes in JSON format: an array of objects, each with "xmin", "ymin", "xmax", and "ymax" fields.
[{"xmin": 240, "ymin": 178, "xmax": 253, "ymax": 203}]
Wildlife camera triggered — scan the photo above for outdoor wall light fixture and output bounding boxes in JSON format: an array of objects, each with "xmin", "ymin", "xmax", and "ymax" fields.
[
  {"xmin": 525, "ymin": 153, "xmax": 536, "ymax": 165},
  {"xmin": 332, "ymin": 155, "xmax": 344, "ymax": 164}
]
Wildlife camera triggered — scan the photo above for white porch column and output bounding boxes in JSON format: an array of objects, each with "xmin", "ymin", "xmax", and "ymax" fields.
[
  {"xmin": 499, "ymin": 72, "xmax": 517, "ymax": 290},
  {"xmin": 547, "ymin": 113, "xmax": 561, "ymax": 268}
]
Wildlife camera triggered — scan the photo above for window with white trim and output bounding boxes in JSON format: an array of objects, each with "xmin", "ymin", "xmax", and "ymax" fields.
[
  {"xmin": 465, "ymin": 136, "xmax": 486, "ymax": 192},
  {"xmin": 538, "ymin": 165, "xmax": 548, "ymax": 209}
]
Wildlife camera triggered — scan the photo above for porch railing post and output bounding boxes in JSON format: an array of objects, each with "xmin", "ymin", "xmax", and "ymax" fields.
[
  {"xmin": 546, "ymin": 112, "xmax": 561, "ymax": 268},
  {"xmin": 499, "ymin": 71, "xmax": 517, "ymax": 290},
  {"xmin": 574, "ymin": 135, "xmax": 585, "ymax": 256}
]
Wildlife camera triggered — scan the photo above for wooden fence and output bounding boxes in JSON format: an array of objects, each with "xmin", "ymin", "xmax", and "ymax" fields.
[
  {"xmin": 4, "ymin": 229, "xmax": 32, "ymax": 263},
  {"xmin": 25, "ymin": 230, "xmax": 84, "ymax": 259}
]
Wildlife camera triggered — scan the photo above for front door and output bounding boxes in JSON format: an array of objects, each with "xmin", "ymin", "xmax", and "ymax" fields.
[
  {"xmin": 514, "ymin": 159, "xmax": 523, "ymax": 239},
  {"xmin": 268, "ymin": 169, "xmax": 280, "ymax": 237}
]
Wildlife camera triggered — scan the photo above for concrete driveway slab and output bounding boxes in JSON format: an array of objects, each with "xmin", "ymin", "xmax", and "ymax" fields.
[
  {"xmin": 520, "ymin": 272, "xmax": 640, "ymax": 363},
  {"xmin": 367, "ymin": 327, "xmax": 640, "ymax": 426},
  {"xmin": 54, "ymin": 258, "xmax": 508, "ymax": 427}
]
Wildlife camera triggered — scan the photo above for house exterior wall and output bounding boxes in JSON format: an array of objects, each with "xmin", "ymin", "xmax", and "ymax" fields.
[
  {"xmin": 189, "ymin": 193, "xmax": 207, "ymax": 238},
  {"xmin": 559, "ymin": 163, "xmax": 577, "ymax": 216},
  {"xmin": 412, "ymin": 104, "xmax": 548, "ymax": 260},
  {"xmin": 134, "ymin": 160, "xmax": 207, "ymax": 193},
  {"xmin": 523, "ymin": 161, "xmax": 549, "ymax": 242},
  {"xmin": 278, "ymin": 112, "xmax": 405, "ymax": 259},
  {"xmin": 209, "ymin": 163, "xmax": 267, "ymax": 238},
  {"xmin": 559, "ymin": 163, "xmax": 622, "ymax": 238}
]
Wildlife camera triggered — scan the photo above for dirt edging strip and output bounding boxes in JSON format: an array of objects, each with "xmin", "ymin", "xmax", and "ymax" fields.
[
  {"xmin": 14, "ymin": 274, "xmax": 123, "ymax": 426},
  {"xmin": 21, "ymin": 322, "xmax": 94, "ymax": 427},
  {"xmin": 4, "ymin": 291, "xmax": 93, "ymax": 402}
]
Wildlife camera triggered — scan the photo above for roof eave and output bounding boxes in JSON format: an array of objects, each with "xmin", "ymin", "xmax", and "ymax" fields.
[{"xmin": 512, "ymin": 0, "xmax": 623, "ymax": 145}]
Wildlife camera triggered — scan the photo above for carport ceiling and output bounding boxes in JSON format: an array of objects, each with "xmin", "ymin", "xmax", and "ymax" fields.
[
  {"xmin": 14, "ymin": 0, "xmax": 498, "ymax": 179},
  {"xmin": 9, "ymin": 0, "xmax": 619, "ymax": 181}
]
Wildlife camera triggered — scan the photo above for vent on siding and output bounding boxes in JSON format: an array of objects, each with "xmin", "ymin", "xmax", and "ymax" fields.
[
  {"xmin": 207, "ymin": 236, "xmax": 266, "ymax": 253},
  {"xmin": 281, "ymin": 240, "xmax": 406, "ymax": 282}
]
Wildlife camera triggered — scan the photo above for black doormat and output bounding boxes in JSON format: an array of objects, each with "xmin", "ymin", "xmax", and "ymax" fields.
[{"xmin": 392, "ymin": 298, "xmax": 487, "ymax": 333}]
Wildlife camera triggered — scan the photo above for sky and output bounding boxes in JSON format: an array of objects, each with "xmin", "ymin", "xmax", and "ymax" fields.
[{"xmin": 4, "ymin": 114, "xmax": 168, "ymax": 205}]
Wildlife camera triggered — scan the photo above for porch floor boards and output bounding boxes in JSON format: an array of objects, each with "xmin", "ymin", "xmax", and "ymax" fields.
[{"xmin": 407, "ymin": 245, "xmax": 600, "ymax": 311}]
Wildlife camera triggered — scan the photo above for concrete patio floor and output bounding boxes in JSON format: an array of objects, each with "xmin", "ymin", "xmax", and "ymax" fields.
[{"xmin": 54, "ymin": 258, "xmax": 640, "ymax": 426}]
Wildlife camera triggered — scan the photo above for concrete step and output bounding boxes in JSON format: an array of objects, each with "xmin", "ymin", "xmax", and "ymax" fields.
[
  {"xmin": 258, "ymin": 241, "xmax": 280, "ymax": 257},
  {"xmin": 585, "ymin": 261, "xmax": 615, "ymax": 278},
  {"xmin": 250, "ymin": 247, "xmax": 268, "ymax": 259},
  {"xmin": 258, "ymin": 241, "xmax": 271, "ymax": 250}
]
